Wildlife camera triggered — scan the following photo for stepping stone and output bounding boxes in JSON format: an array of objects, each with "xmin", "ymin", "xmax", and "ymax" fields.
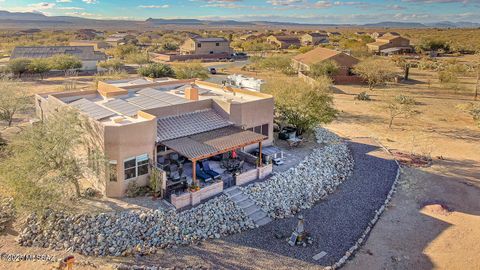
[
  {"xmin": 237, "ymin": 199, "xmax": 254, "ymax": 209},
  {"xmin": 255, "ymin": 216, "xmax": 272, "ymax": 226},
  {"xmin": 243, "ymin": 204, "xmax": 259, "ymax": 216},
  {"xmin": 250, "ymin": 209, "xmax": 267, "ymax": 222},
  {"xmin": 312, "ymin": 251, "xmax": 327, "ymax": 261}
]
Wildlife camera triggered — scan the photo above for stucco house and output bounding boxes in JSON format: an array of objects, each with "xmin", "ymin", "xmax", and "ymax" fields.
[
  {"xmin": 292, "ymin": 47, "xmax": 360, "ymax": 83},
  {"xmin": 367, "ymin": 35, "xmax": 412, "ymax": 55},
  {"xmin": 266, "ymin": 35, "xmax": 301, "ymax": 49},
  {"xmin": 10, "ymin": 46, "xmax": 107, "ymax": 71},
  {"xmin": 34, "ymin": 78, "xmax": 274, "ymax": 208},
  {"xmin": 301, "ymin": 32, "xmax": 329, "ymax": 45},
  {"xmin": 180, "ymin": 37, "xmax": 233, "ymax": 56}
]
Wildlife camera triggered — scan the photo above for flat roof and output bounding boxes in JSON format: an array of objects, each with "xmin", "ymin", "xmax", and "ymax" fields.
[{"xmin": 48, "ymin": 77, "xmax": 272, "ymax": 125}]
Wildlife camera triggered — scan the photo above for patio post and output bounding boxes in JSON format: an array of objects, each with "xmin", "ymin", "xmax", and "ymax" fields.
[
  {"xmin": 192, "ymin": 159, "xmax": 198, "ymax": 186},
  {"xmin": 258, "ymin": 141, "xmax": 263, "ymax": 167}
]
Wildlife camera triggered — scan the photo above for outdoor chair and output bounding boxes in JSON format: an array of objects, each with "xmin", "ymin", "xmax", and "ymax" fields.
[
  {"xmin": 196, "ymin": 163, "xmax": 213, "ymax": 183},
  {"xmin": 201, "ymin": 161, "xmax": 221, "ymax": 180}
]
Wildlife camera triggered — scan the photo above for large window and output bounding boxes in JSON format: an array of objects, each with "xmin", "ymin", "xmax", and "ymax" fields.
[
  {"xmin": 124, "ymin": 154, "xmax": 149, "ymax": 180},
  {"xmin": 136, "ymin": 154, "xmax": 149, "ymax": 176},
  {"xmin": 197, "ymin": 43, "xmax": 202, "ymax": 48},
  {"xmin": 124, "ymin": 158, "xmax": 136, "ymax": 180}
]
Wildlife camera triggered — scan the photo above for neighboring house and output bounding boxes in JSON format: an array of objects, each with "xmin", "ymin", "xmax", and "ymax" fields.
[
  {"xmin": 69, "ymin": 40, "xmax": 112, "ymax": 51},
  {"xmin": 369, "ymin": 31, "xmax": 400, "ymax": 39},
  {"xmin": 105, "ymin": 33, "xmax": 138, "ymax": 46},
  {"xmin": 75, "ymin": 29, "xmax": 104, "ymax": 40},
  {"xmin": 327, "ymin": 31, "xmax": 341, "ymax": 37},
  {"xmin": 301, "ymin": 32, "xmax": 329, "ymax": 45},
  {"xmin": 292, "ymin": 47, "xmax": 360, "ymax": 83},
  {"xmin": 34, "ymin": 78, "xmax": 274, "ymax": 207},
  {"xmin": 266, "ymin": 35, "xmax": 301, "ymax": 49},
  {"xmin": 367, "ymin": 35, "xmax": 412, "ymax": 55},
  {"xmin": 179, "ymin": 36, "xmax": 233, "ymax": 56},
  {"xmin": 10, "ymin": 46, "xmax": 107, "ymax": 71}
]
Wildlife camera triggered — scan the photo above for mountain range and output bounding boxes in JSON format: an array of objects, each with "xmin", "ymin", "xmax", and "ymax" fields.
[{"xmin": 0, "ymin": 11, "xmax": 479, "ymax": 29}]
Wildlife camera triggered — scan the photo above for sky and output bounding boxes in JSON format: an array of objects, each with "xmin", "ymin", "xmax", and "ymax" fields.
[{"xmin": 1, "ymin": 0, "xmax": 480, "ymax": 24}]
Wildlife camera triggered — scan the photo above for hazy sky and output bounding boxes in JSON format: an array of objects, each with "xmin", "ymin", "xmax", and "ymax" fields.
[{"xmin": 1, "ymin": 0, "xmax": 479, "ymax": 23}]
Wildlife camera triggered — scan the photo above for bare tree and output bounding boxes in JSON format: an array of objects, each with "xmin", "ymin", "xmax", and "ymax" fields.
[
  {"xmin": 0, "ymin": 79, "xmax": 29, "ymax": 127},
  {"xmin": 385, "ymin": 95, "xmax": 418, "ymax": 129}
]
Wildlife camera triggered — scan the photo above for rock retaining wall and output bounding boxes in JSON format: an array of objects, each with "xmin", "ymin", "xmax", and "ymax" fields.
[
  {"xmin": 17, "ymin": 128, "xmax": 354, "ymax": 258},
  {"xmin": 241, "ymin": 129, "xmax": 353, "ymax": 219}
]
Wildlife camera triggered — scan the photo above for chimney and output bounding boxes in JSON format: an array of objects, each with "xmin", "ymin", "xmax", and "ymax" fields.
[{"xmin": 185, "ymin": 84, "xmax": 199, "ymax": 101}]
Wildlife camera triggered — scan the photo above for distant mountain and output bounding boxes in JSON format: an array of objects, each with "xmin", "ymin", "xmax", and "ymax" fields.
[
  {"xmin": 0, "ymin": 11, "xmax": 479, "ymax": 29},
  {"xmin": 362, "ymin": 21, "xmax": 428, "ymax": 28}
]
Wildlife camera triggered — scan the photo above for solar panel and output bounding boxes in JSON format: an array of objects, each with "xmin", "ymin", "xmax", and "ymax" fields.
[
  {"xmin": 124, "ymin": 95, "xmax": 170, "ymax": 109},
  {"xmin": 137, "ymin": 88, "xmax": 189, "ymax": 105},
  {"xmin": 70, "ymin": 98, "xmax": 116, "ymax": 120},
  {"xmin": 103, "ymin": 99, "xmax": 141, "ymax": 117}
]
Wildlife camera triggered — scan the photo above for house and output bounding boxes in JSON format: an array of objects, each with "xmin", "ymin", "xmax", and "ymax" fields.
[
  {"xmin": 367, "ymin": 35, "xmax": 412, "ymax": 55},
  {"xmin": 69, "ymin": 40, "xmax": 112, "ymax": 51},
  {"xmin": 327, "ymin": 31, "xmax": 341, "ymax": 37},
  {"xmin": 369, "ymin": 31, "xmax": 400, "ymax": 39},
  {"xmin": 179, "ymin": 36, "xmax": 233, "ymax": 56},
  {"xmin": 301, "ymin": 32, "xmax": 329, "ymax": 46},
  {"xmin": 292, "ymin": 47, "xmax": 360, "ymax": 83},
  {"xmin": 75, "ymin": 29, "xmax": 104, "ymax": 40},
  {"xmin": 34, "ymin": 78, "xmax": 274, "ymax": 207},
  {"xmin": 266, "ymin": 35, "xmax": 301, "ymax": 49},
  {"xmin": 105, "ymin": 33, "xmax": 138, "ymax": 46},
  {"xmin": 10, "ymin": 46, "xmax": 107, "ymax": 71}
]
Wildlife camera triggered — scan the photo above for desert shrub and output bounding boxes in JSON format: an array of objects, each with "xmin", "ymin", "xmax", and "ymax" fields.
[
  {"xmin": 353, "ymin": 58, "xmax": 398, "ymax": 90},
  {"xmin": 48, "ymin": 54, "xmax": 82, "ymax": 75},
  {"xmin": 309, "ymin": 60, "xmax": 339, "ymax": 78},
  {"xmin": 298, "ymin": 46, "xmax": 314, "ymax": 54},
  {"xmin": 98, "ymin": 59, "xmax": 124, "ymax": 71},
  {"xmin": 138, "ymin": 63, "xmax": 175, "ymax": 78},
  {"xmin": 125, "ymin": 181, "xmax": 150, "ymax": 197},
  {"xmin": 93, "ymin": 70, "xmax": 129, "ymax": 87},
  {"xmin": 7, "ymin": 58, "xmax": 31, "ymax": 78},
  {"xmin": 0, "ymin": 198, "xmax": 14, "ymax": 232},
  {"xmin": 251, "ymin": 56, "xmax": 296, "ymax": 75},
  {"xmin": 385, "ymin": 94, "xmax": 418, "ymax": 128},
  {"xmin": 355, "ymin": 91, "xmax": 371, "ymax": 101},
  {"xmin": 262, "ymin": 76, "xmax": 337, "ymax": 135},
  {"xmin": 174, "ymin": 62, "xmax": 209, "ymax": 80},
  {"xmin": 124, "ymin": 52, "xmax": 150, "ymax": 66}
]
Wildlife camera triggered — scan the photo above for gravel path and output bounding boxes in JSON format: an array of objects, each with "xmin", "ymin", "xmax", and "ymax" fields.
[{"xmin": 217, "ymin": 137, "xmax": 399, "ymax": 266}]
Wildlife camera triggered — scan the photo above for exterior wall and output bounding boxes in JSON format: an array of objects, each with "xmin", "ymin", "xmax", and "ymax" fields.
[
  {"xmin": 301, "ymin": 34, "xmax": 328, "ymax": 45},
  {"xmin": 103, "ymin": 119, "xmax": 157, "ymax": 197},
  {"xmin": 180, "ymin": 38, "xmax": 232, "ymax": 55},
  {"xmin": 153, "ymin": 52, "xmax": 231, "ymax": 62},
  {"xmin": 81, "ymin": 60, "xmax": 99, "ymax": 71}
]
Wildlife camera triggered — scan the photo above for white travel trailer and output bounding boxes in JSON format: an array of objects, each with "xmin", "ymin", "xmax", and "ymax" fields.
[{"xmin": 226, "ymin": 74, "xmax": 264, "ymax": 92}]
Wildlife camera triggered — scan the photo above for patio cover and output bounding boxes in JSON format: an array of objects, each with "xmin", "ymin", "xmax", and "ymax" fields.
[{"xmin": 161, "ymin": 126, "xmax": 267, "ymax": 161}]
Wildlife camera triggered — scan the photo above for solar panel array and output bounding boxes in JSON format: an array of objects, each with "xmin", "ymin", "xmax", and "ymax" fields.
[
  {"xmin": 103, "ymin": 99, "xmax": 141, "ymax": 117},
  {"xmin": 70, "ymin": 98, "xmax": 116, "ymax": 120},
  {"xmin": 124, "ymin": 95, "xmax": 170, "ymax": 109},
  {"xmin": 138, "ymin": 88, "xmax": 190, "ymax": 105}
]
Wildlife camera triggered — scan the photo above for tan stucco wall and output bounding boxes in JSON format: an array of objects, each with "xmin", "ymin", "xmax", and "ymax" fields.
[
  {"xmin": 103, "ymin": 119, "xmax": 157, "ymax": 197},
  {"xmin": 180, "ymin": 38, "xmax": 232, "ymax": 55}
]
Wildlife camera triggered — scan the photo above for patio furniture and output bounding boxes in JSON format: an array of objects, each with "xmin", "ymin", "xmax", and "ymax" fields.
[
  {"xmin": 201, "ymin": 161, "xmax": 221, "ymax": 180},
  {"xmin": 195, "ymin": 163, "xmax": 213, "ymax": 183}
]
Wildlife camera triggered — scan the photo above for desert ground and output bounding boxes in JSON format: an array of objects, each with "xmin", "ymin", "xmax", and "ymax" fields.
[{"xmin": 1, "ymin": 58, "xmax": 479, "ymax": 270}]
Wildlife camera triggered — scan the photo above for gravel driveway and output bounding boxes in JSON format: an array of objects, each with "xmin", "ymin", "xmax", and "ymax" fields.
[{"xmin": 217, "ymin": 137, "xmax": 399, "ymax": 266}]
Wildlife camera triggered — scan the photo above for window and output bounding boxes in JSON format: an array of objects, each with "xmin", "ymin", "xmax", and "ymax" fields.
[
  {"xmin": 136, "ymin": 154, "xmax": 149, "ymax": 176},
  {"xmin": 261, "ymin": 124, "xmax": 269, "ymax": 136},
  {"xmin": 248, "ymin": 124, "xmax": 269, "ymax": 137},
  {"xmin": 210, "ymin": 51, "xmax": 214, "ymax": 54},
  {"xmin": 197, "ymin": 43, "xmax": 202, "ymax": 48},
  {"xmin": 109, "ymin": 160, "xmax": 117, "ymax": 182},
  {"xmin": 216, "ymin": 42, "xmax": 220, "ymax": 46},
  {"xmin": 124, "ymin": 154, "xmax": 149, "ymax": 180},
  {"xmin": 124, "ymin": 158, "xmax": 136, "ymax": 180}
]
